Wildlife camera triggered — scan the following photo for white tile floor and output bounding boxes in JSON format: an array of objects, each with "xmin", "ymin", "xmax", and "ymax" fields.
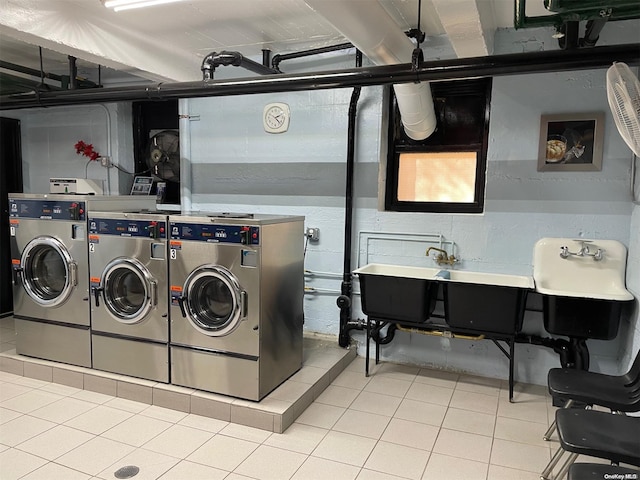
[{"xmin": 0, "ymin": 315, "xmax": 607, "ymax": 480}]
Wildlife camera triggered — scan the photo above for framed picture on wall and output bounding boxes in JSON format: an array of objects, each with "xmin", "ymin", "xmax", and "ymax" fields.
[{"xmin": 537, "ymin": 112, "xmax": 605, "ymax": 172}]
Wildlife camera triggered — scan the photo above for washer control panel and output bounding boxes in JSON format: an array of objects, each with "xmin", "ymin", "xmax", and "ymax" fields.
[
  {"xmin": 169, "ymin": 222, "xmax": 259, "ymax": 245},
  {"xmin": 88, "ymin": 218, "xmax": 167, "ymax": 239},
  {"xmin": 9, "ymin": 198, "xmax": 86, "ymax": 221}
]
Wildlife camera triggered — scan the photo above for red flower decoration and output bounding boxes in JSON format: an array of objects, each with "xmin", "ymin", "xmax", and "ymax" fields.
[{"xmin": 74, "ymin": 140, "xmax": 100, "ymax": 161}]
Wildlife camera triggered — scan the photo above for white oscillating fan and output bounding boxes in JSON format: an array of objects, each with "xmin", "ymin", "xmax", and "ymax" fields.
[{"xmin": 606, "ymin": 62, "xmax": 640, "ymax": 203}]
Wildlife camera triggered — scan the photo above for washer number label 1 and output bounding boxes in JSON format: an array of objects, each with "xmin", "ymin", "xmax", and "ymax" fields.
[{"xmin": 9, "ymin": 219, "xmax": 18, "ymax": 236}]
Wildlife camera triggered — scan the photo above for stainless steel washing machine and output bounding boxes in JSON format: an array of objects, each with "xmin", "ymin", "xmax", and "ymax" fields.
[
  {"xmin": 168, "ymin": 213, "xmax": 304, "ymax": 401},
  {"xmin": 88, "ymin": 211, "xmax": 170, "ymax": 382},
  {"xmin": 9, "ymin": 194, "xmax": 155, "ymax": 367}
]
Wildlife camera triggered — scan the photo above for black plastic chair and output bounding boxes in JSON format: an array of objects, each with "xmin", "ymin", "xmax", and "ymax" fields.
[
  {"xmin": 541, "ymin": 409, "xmax": 640, "ymax": 480},
  {"xmin": 568, "ymin": 463, "xmax": 640, "ymax": 480},
  {"xmin": 544, "ymin": 348, "xmax": 640, "ymax": 441}
]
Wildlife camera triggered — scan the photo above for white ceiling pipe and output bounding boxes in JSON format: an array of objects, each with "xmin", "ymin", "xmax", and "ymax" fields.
[{"xmin": 304, "ymin": 0, "xmax": 436, "ymax": 140}]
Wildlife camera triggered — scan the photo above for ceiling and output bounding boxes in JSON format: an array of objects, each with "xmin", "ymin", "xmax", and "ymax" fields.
[{"xmin": 0, "ymin": 0, "xmax": 560, "ymax": 93}]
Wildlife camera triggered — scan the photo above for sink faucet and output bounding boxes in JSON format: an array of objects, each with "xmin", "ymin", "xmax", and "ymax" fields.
[
  {"xmin": 577, "ymin": 242, "xmax": 590, "ymax": 256},
  {"xmin": 426, "ymin": 247, "xmax": 458, "ymax": 266},
  {"xmin": 559, "ymin": 241, "xmax": 604, "ymax": 261}
]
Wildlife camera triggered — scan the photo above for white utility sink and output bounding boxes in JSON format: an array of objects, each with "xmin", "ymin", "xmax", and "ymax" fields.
[
  {"xmin": 435, "ymin": 269, "xmax": 534, "ymax": 289},
  {"xmin": 353, "ymin": 263, "xmax": 442, "ymax": 280},
  {"xmin": 533, "ymin": 237, "xmax": 633, "ymax": 301},
  {"xmin": 353, "ymin": 263, "xmax": 534, "ymax": 288}
]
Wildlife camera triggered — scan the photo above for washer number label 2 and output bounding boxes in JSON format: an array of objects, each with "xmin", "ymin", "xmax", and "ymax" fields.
[
  {"xmin": 88, "ymin": 235, "xmax": 99, "ymax": 253},
  {"xmin": 170, "ymin": 249, "xmax": 177, "ymax": 260}
]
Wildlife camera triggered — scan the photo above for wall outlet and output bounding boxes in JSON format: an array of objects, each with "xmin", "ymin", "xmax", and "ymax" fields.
[
  {"xmin": 305, "ymin": 227, "xmax": 320, "ymax": 241},
  {"xmin": 100, "ymin": 156, "xmax": 112, "ymax": 167}
]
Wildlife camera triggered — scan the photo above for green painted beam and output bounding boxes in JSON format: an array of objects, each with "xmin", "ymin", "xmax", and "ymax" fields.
[{"xmin": 514, "ymin": 0, "xmax": 640, "ymax": 29}]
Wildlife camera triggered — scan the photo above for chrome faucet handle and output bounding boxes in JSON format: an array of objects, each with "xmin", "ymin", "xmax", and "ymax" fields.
[{"xmin": 561, "ymin": 241, "xmax": 602, "ymax": 260}]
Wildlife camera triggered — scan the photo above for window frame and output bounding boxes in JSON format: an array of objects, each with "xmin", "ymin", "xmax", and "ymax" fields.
[{"xmin": 384, "ymin": 78, "xmax": 492, "ymax": 214}]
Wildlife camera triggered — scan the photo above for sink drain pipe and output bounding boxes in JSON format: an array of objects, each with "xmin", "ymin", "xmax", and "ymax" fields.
[
  {"xmin": 338, "ymin": 50, "xmax": 363, "ymax": 348},
  {"xmin": 515, "ymin": 333, "xmax": 575, "ymax": 367},
  {"xmin": 371, "ymin": 323, "xmax": 398, "ymax": 344}
]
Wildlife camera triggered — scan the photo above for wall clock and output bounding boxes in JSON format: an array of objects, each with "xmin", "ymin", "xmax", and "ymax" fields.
[{"xmin": 263, "ymin": 102, "xmax": 290, "ymax": 134}]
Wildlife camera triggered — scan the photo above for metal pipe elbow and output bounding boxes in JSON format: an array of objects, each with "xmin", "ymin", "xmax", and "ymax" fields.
[{"xmin": 201, "ymin": 51, "xmax": 244, "ymax": 80}]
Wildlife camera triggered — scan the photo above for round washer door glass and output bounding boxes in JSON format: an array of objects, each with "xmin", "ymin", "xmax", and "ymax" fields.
[
  {"xmin": 20, "ymin": 236, "xmax": 76, "ymax": 307},
  {"xmin": 102, "ymin": 258, "xmax": 156, "ymax": 324},
  {"xmin": 183, "ymin": 265, "xmax": 245, "ymax": 336}
]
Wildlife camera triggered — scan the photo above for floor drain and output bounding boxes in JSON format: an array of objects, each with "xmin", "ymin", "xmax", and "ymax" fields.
[{"xmin": 114, "ymin": 465, "xmax": 140, "ymax": 479}]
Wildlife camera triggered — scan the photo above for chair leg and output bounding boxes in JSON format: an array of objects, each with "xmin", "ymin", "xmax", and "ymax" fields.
[
  {"xmin": 543, "ymin": 421, "xmax": 557, "ymax": 441},
  {"xmin": 544, "ymin": 399, "xmax": 574, "ymax": 441},
  {"xmin": 541, "ymin": 445, "xmax": 565, "ymax": 480},
  {"xmin": 554, "ymin": 452, "xmax": 578, "ymax": 480}
]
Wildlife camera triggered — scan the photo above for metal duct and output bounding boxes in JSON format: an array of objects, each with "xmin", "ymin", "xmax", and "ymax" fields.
[
  {"xmin": 303, "ymin": 0, "xmax": 437, "ymax": 141},
  {"xmin": 1, "ymin": 45, "xmax": 638, "ymax": 110}
]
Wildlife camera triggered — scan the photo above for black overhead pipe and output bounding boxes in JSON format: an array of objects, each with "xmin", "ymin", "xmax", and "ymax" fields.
[
  {"xmin": 271, "ymin": 42, "xmax": 354, "ymax": 72},
  {"xmin": 1, "ymin": 44, "xmax": 638, "ymax": 110},
  {"xmin": 0, "ymin": 61, "xmax": 98, "ymax": 90},
  {"xmin": 200, "ymin": 50, "xmax": 279, "ymax": 80},
  {"xmin": 338, "ymin": 50, "xmax": 363, "ymax": 348}
]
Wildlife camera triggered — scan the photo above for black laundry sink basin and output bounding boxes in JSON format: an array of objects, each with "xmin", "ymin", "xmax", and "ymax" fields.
[
  {"xmin": 353, "ymin": 263, "xmax": 440, "ymax": 324},
  {"xmin": 438, "ymin": 270, "xmax": 534, "ymax": 335},
  {"xmin": 543, "ymin": 295, "xmax": 627, "ymax": 340}
]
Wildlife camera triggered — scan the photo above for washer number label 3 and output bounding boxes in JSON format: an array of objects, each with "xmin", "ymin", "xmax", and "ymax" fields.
[{"xmin": 169, "ymin": 241, "xmax": 181, "ymax": 260}]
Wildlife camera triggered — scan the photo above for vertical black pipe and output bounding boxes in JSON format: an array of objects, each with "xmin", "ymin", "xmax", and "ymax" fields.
[
  {"xmin": 581, "ymin": 18, "xmax": 608, "ymax": 47},
  {"xmin": 262, "ymin": 49, "xmax": 271, "ymax": 68},
  {"xmin": 558, "ymin": 22, "xmax": 580, "ymax": 50},
  {"xmin": 68, "ymin": 56, "xmax": 78, "ymax": 89},
  {"xmin": 38, "ymin": 47, "xmax": 45, "ymax": 87},
  {"xmin": 338, "ymin": 50, "xmax": 362, "ymax": 348}
]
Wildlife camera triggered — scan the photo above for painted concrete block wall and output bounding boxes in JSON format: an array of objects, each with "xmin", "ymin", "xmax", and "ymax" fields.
[
  {"xmin": 3, "ymin": 103, "xmax": 134, "ymax": 195},
  {"xmin": 184, "ymin": 26, "xmax": 638, "ymax": 385}
]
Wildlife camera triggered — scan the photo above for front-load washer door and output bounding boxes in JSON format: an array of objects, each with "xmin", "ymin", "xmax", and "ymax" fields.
[
  {"xmin": 101, "ymin": 257, "xmax": 157, "ymax": 324},
  {"xmin": 180, "ymin": 264, "xmax": 246, "ymax": 337},
  {"xmin": 19, "ymin": 235, "xmax": 77, "ymax": 308}
]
